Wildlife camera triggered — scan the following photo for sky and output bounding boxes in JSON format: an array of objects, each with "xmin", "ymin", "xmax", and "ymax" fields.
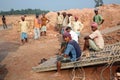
[{"xmin": 0, "ymin": 0, "xmax": 120, "ymax": 11}]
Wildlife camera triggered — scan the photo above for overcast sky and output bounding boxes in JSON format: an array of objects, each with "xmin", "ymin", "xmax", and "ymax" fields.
[{"xmin": 0, "ymin": 0, "xmax": 120, "ymax": 11}]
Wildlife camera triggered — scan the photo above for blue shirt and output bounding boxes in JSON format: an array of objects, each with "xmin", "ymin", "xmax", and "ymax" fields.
[
  {"xmin": 69, "ymin": 40, "xmax": 81, "ymax": 58},
  {"xmin": 64, "ymin": 40, "xmax": 81, "ymax": 61},
  {"xmin": 64, "ymin": 44, "xmax": 76, "ymax": 61}
]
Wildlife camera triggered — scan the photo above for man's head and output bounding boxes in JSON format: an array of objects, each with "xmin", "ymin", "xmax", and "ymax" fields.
[
  {"xmin": 57, "ymin": 12, "xmax": 60, "ymax": 16},
  {"xmin": 21, "ymin": 16, "xmax": 25, "ymax": 21},
  {"xmin": 42, "ymin": 13, "xmax": 45, "ymax": 17},
  {"xmin": 63, "ymin": 32, "xmax": 72, "ymax": 42},
  {"xmin": 24, "ymin": 15, "xmax": 27, "ymax": 17},
  {"xmin": 36, "ymin": 14, "xmax": 39, "ymax": 18},
  {"xmin": 62, "ymin": 12, "xmax": 67, "ymax": 17},
  {"xmin": 94, "ymin": 8, "xmax": 99, "ymax": 15},
  {"xmin": 91, "ymin": 22, "xmax": 98, "ymax": 31},
  {"xmin": 68, "ymin": 13, "xmax": 72, "ymax": 17},
  {"xmin": 2, "ymin": 15, "xmax": 5, "ymax": 17},
  {"xmin": 66, "ymin": 26, "xmax": 72, "ymax": 33},
  {"xmin": 75, "ymin": 16, "xmax": 78, "ymax": 21}
]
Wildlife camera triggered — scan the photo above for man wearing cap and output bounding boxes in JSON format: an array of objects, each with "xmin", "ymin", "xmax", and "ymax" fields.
[
  {"xmin": 83, "ymin": 22, "xmax": 104, "ymax": 57},
  {"xmin": 93, "ymin": 8, "xmax": 104, "ymax": 29},
  {"xmin": 55, "ymin": 32, "xmax": 81, "ymax": 76}
]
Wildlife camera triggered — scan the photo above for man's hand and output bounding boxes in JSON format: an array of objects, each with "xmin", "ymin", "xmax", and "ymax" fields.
[
  {"xmin": 58, "ymin": 51, "xmax": 62, "ymax": 55},
  {"xmin": 84, "ymin": 36, "xmax": 90, "ymax": 40}
]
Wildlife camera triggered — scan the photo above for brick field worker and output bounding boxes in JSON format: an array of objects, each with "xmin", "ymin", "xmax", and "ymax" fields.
[
  {"xmin": 61, "ymin": 12, "xmax": 69, "ymax": 34},
  {"xmin": 59, "ymin": 27, "xmax": 79, "ymax": 58},
  {"xmin": 18, "ymin": 17, "xmax": 29, "ymax": 45},
  {"xmin": 83, "ymin": 22, "xmax": 104, "ymax": 57},
  {"xmin": 33, "ymin": 14, "xmax": 41, "ymax": 40},
  {"xmin": 73, "ymin": 17, "xmax": 84, "ymax": 38},
  {"xmin": 2, "ymin": 15, "xmax": 7, "ymax": 29},
  {"xmin": 93, "ymin": 8, "xmax": 104, "ymax": 29},
  {"xmin": 66, "ymin": 27, "xmax": 78, "ymax": 43},
  {"xmin": 55, "ymin": 32, "xmax": 81, "ymax": 76},
  {"xmin": 41, "ymin": 13, "xmax": 50, "ymax": 36},
  {"xmin": 67, "ymin": 13, "xmax": 74, "ymax": 28},
  {"xmin": 56, "ymin": 12, "xmax": 63, "ymax": 34}
]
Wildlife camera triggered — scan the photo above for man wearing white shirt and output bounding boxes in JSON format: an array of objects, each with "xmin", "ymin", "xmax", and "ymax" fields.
[
  {"xmin": 56, "ymin": 12, "xmax": 63, "ymax": 34},
  {"xmin": 73, "ymin": 17, "xmax": 84, "ymax": 37},
  {"xmin": 66, "ymin": 27, "xmax": 78, "ymax": 43}
]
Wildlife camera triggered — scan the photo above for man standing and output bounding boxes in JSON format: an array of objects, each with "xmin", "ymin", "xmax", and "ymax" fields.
[
  {"xmin": 83, "ymin": 22, "xmax": 104, "ymax": 57},
  {"xmin": 18, "ymin": 17, "xmax": 29, "ymax": 45},
  {"xmin": 93, "ymin": 8, "xmax": 104, "ymax": 29},
  {"xmin": 61, "ymin": 12, "xmax": 69, "ymax": 34},
  {"xmin": 2, "ymin": 15, "xmax": 7, "ymax": 29},
  {"xmin": 73, "ymin": 17, "xmax": 84, "ymax": 37},
  {"xmin": 56, "ymin": 12, "xmax": 63, "ymax": 34},
  {"xmin": 33, "ymin": 14, "xmax": 41, "ymax": 40},
  {"xmin": 41, "ymin": 14, "xmax": 49, "ymax": 36}
]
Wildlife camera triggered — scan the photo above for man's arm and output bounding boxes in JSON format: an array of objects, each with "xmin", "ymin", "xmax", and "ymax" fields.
[
  {"xmin": 99, "ymin": 15, "xmax": 104, "ymax": 25},
  {"xmin": 84, "ymin": 36, "xmax": 91, "ymax": 40},
  {"xmin": 100, "ymin": 19, "xmax": 104, "ymax": 25}
]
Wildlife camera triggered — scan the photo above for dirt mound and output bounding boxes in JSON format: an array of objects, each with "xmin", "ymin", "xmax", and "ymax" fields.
[{"xmin": 46, "ymin": 4, "xmax": 120, "ymax": 32}]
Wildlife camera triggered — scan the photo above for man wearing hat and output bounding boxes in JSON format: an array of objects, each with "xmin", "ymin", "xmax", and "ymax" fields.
[
  {"xmin": 55, "ymin": 32, "xmax": 81, "ymax": 76},
  {"xmin": 93, "ymin": 8, "xmax": 104, "ymax": 29},
  {"xmin": 83, "ymin": 22, "xmax": 104, "ymax": 57}
]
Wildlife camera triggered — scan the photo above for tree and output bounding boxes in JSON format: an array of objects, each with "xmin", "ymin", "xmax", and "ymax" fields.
[
  {"xmin": 0, "ymin": 9, "xmax": 49, "ymax": 15},
  {"xmin": 94, "ymin": 0, "xmax": 104, "ymax": 7}
]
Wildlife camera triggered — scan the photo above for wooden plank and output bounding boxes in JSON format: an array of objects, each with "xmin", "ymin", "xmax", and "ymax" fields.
[{"xmin": 32, "ymin": 42, "xmax": 120, "ymax": 72}]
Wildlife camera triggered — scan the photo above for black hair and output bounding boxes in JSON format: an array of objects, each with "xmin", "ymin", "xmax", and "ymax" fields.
[
  {"xmin": 36, "ymin": 15, "xmax": 39, "ymax": 18},
  {"xmin": 116, "ymin": 67, "xmax": 120, "ymax": 73},
  {"xmin": 66, "ymin": 26, "xmax": 72, "ymax": 31}
]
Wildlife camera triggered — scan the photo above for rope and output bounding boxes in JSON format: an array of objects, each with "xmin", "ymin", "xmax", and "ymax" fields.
[
  {"xmin": 71, "ymin": 62, "xmax": 85, "ymax": 80},
  {"xmin": 100, "ymin": 48, "xmax": 119, "ymax": 80}
]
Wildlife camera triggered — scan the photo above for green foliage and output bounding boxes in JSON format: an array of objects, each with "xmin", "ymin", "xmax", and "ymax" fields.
[
  {"xmin": 94, "ymin": 0, "xmax": 104, "ymax": 7},
  {"xmin": 0, "ymin": 9, "xmax": 49, "ymax": 15}
]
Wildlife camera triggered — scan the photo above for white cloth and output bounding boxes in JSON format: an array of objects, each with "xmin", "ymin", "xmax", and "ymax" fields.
[
  {"xmin": 63, "ymin": 16, "xmax": 69, "ymax": 27},
  {"xmin": 70, "ymin": 30, "xmax": 78, "ymax": 43},
  {"xmin": 73, "ymin": 21, "xmax": 83, "ymax": 32},
  {"xmin": 89, "ymin": 30, "xmax": 104, "ymax": 49},
  {"xmin": 57, "ymin": 15, "xmax": 63, "ymax": 24}
]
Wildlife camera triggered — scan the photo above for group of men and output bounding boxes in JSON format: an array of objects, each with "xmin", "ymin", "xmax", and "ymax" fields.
[
  {"xmin": 18, "ymin": 14, "xmax": 49, "ymax": 44},
  {"xmin": 55, "ymin": 8, "xmax": 105, "ymax": 76},
  {"xmin": 2, "ymin": 8, "xmax": 105, "ymax": 76},
  {"xmin": 56, "ymin": 12, "xmax": 84, "ymax": 38}
]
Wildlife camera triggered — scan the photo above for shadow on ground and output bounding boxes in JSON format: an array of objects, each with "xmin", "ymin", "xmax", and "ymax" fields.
[{"xmin": 0, "ymin": 41, "xmax": 20, "ymax": 80}]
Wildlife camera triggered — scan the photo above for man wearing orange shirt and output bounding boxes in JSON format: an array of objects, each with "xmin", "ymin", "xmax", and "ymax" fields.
[
  {"xmin": 41, "ymin": 14, "xmax": 49, "ymax": 36},
  {"xmin": 33, "ymin": 15, "xmax": 41, "ymax": 39}
]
